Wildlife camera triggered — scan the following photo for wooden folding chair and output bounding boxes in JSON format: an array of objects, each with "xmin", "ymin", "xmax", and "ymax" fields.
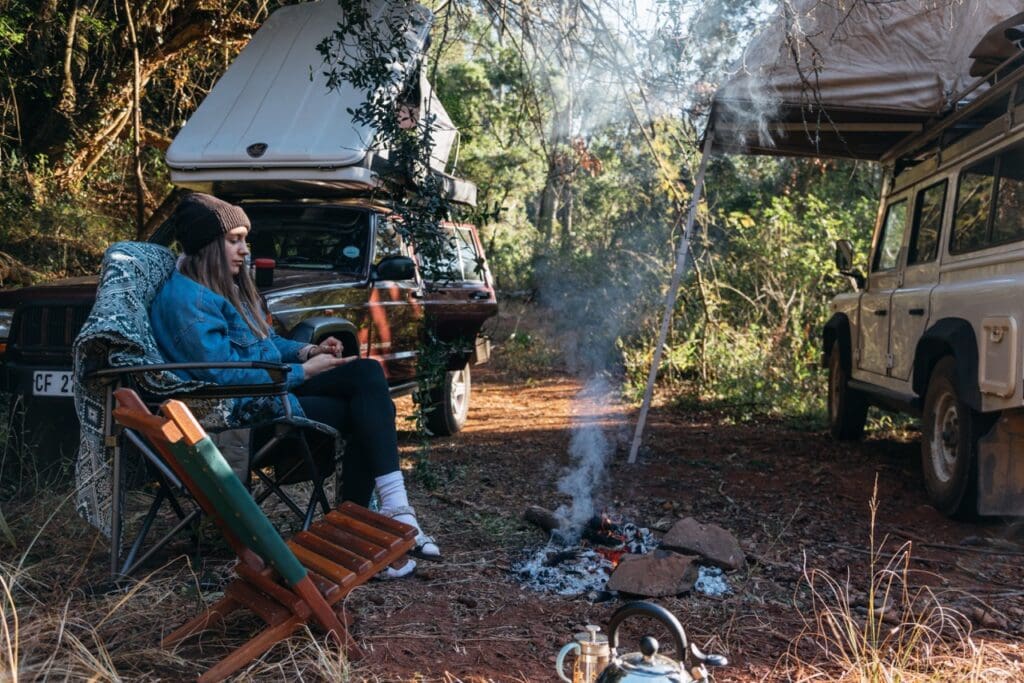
[{"xmin": 111, "ymin": 388, "xmax": 416, "ymax": 682}]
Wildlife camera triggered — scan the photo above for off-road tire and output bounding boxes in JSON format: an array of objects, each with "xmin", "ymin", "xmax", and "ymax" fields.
[
  {"xmin": 921, "ymin": 357, "xmax": 980, "ymax": 518},
  {"xmin": 425, "ymin": 363, "xmax": 471, "ymax": 436},
  {"xmin": 827, "ymin": 340, "xmax": 868, "ymax": 440}
]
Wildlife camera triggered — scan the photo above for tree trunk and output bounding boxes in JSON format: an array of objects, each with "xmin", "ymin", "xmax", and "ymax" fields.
[
  {"xmin": 537, "ymin": 156, "xmax": 559, "ymax": 252},
  {"xmin": 125, "ymin": 0, "xmax": 147, "ymax": 238},
  {"xmin": 558, "ymin": 181, "xmax": 573, "ymax": 257}
]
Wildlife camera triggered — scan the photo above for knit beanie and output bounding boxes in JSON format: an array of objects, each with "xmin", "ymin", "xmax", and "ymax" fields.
[{"xmin": 173, "ymin": 193, "xmax": 251, "ymax": 255}]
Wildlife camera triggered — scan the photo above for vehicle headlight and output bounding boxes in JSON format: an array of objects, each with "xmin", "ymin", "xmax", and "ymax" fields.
[{"xmin": 0, "ymin": 309, "xmax": 13, "ymax": 340}]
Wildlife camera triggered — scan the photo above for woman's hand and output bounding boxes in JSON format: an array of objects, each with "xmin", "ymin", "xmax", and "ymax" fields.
[
  {"xmin": 302, "ymin": 352, "xmax": 351, "ymax": 379},
  {"xmin": 316, "ymin": 336, "xmax": 344, "ymax": 356},
  {"xmin": 306, "ymin": 336, "xmax": 344, "ymax": 358}
]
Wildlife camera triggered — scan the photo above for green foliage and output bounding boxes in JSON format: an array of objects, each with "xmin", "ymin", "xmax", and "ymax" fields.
[
  {"xmin": 433, "ymin": 23, "xmax": 547, "ymax": 290},
  {"xmin": 623, "ymin": 157, "xmax": 880, "ymax": 422},
  {"xmin": 0, "ymin": 1, "xmax": 264, "ymax": 276},
  {"xmin": 0, "ymin": 14, "xmax": 26, "ymax": 57},
  {"xmin": 0, "ymin": 178, "xmax": 109, "ymax": 283},
  {"xmin": 491, "ymin": 331, "xmax": 561, "ymax": 380}
]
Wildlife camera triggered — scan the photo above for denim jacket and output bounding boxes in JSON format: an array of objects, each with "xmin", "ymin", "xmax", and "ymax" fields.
[{"xmin": 150, "ymin": 270, "xmax": 307, "ymax": 416}]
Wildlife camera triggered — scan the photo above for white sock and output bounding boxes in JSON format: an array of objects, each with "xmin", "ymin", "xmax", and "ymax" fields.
[
  {"xmin": 375, "ymin": 471, "xmax": 418, "ymax": 527},
  {"xmin": 375, "ymin": 470, "xmax": 410, "ymax": 512},
  {"xmin": 375, "ymin": 471, "xmax": 439, "ymax": 558}
]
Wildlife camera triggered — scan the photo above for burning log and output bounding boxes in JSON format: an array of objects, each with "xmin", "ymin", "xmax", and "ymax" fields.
[
  {"xmin": 543, "ymin": 549, "xmax": 580, "ymax": 567},
  {"xmin": 583, "ymin": 513, "xmax": 627, "ymax": 547},
  {"xmin": 524, "ymin": 505, "xmax": 566, "ymax": 535}
]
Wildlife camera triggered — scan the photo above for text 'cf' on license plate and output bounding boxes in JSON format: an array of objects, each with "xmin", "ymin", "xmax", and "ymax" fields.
[{"xmin": 33, "ymin": 371, "xmax": 74, "ymax": 397}]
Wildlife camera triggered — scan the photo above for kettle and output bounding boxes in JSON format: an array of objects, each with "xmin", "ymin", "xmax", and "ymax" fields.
[{"xmin": 594, "ymin": 602, "xmax": 728, "ymax": 683}]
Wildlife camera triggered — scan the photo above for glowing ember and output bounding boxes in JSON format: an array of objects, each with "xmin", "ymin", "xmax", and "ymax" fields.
[{"xmin": 514, "ymin": 510, "xmax": 659, "ymax": 597}]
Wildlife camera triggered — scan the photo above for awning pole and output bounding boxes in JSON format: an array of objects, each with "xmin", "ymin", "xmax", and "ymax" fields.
[{"xmin": 628, "ymin": 132, "xmax": 714, "ymax": 464}]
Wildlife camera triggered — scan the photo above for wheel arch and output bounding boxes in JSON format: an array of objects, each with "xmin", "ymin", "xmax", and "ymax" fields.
[
  {"xmin": 823, "ymin": 313, "xmax": 853, "ymax": 372},
  {"xmin": 288, "ymin": 316, "xmax": 361, "ymax": 357},
  {"xmin": 912, "ymin": 318, "xmax": 980, "ymax": 410}
]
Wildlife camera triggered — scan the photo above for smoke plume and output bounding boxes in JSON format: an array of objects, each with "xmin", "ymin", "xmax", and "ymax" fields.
[{"xmin": 554, "ymin": 375, "xmax": 615, "ymax": 540}]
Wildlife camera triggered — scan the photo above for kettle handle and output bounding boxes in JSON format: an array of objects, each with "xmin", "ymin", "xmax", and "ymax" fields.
[
  {"xmin": 555, "ymin": 642, "xmax": 580, "ymax": 683},
  {"xmin": 606, "ymin": 602, "xmax": 689, "ymax": 663}
]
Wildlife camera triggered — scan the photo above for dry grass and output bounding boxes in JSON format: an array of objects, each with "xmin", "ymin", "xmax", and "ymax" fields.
[
  {"xmin": 774, "ymin": 480, "xmax": 1024, "ymax": 682},
  {"xmin": 241, "ymin": 627, "xmax": 355, "ymax": 681},
  {"xmin": 0, "ymin": 491, "xmax": 387, "ymax": 682}
]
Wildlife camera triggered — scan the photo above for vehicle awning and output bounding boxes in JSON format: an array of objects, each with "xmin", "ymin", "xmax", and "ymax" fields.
[{"xmin": 709, "ymin": 1, "xmax": 1024, "ymax": 161}]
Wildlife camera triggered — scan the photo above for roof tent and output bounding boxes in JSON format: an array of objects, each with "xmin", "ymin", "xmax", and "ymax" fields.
[
  {"xmin": 166, "ymin": 0, "xmax": 475, "ymax": 206},
  {"xmin": 708, "ymin": 1, "xmax": 1024, "ymax": 161}
]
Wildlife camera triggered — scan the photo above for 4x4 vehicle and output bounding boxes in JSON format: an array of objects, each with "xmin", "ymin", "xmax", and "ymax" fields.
[
  {"xmin": 3, "ymin": 0, "xmax": 495, "ymax": 464},
  {"xmin": 0, "ymin": 198, "xmax": 497, "ymax": 461},
  {"xmin": 823, "ymin": 85, "xmax": 1024, "ymax": 518}
]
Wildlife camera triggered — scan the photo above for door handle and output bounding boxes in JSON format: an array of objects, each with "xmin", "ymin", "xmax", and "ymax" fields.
[
  {"xmin": 873, "ymin": 309, "xmax": 887, "ymax": 316},
  {"xmin": 469, "ymin": 291, "xmax": 490, "ymax": 301},
  {"xmin": 908, "ymin": 308, "xmax": 925, "ymax": 316}
]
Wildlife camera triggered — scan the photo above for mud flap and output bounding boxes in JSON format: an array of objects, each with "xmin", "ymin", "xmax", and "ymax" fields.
[
  {"xmin": 472, "ymin": 335, "xmax": 491, "ymax": 365},
  {"xmin": 977, "ymin": 410, "xmax": 1024, "ymax": 516}
]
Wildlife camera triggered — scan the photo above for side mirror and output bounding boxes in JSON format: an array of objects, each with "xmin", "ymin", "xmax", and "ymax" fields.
[
  {"xmin": 372, "ymin": 255, "xmax": 416, "ymax": 282},
  {"xmin": 834, "ymin": 240, "xmax": 865, "ymax": 290},
  {"xmin": 835, "ymin": 240, "xmax": 854, "ymax": 271}
]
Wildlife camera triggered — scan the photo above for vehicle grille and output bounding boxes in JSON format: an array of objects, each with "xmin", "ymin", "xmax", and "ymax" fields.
[{"xmin": 15, "ymin": 305, "xmax": 92, "ymax": 350}]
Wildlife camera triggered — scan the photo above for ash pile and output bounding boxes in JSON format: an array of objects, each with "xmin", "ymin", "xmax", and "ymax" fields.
[{"xmin": 514, "ymin": 506, "xmax": 744, "ymax": 601}]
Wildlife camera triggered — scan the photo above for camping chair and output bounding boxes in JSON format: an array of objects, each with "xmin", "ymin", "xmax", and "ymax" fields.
[
  {"xmin": 73, "ymin": 242, "xmax": 339, "ymax": 578},
  {"xmin": 111, "ymin": 388, "xmax": 415, "ymax": 683},
  {"xmin": 90, "ymin": 362, "xmax": 335, "ymax": 578}
]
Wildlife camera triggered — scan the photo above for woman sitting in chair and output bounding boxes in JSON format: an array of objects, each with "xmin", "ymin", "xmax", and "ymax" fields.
[{"xmin": 149, "ymin": 193, "xmax": 439, "ymax": 575}]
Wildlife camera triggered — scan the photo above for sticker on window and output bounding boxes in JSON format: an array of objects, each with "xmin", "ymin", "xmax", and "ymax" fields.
[{"xmin": 342, "ymin": 246, "xmax": 360, "ymax": 258}]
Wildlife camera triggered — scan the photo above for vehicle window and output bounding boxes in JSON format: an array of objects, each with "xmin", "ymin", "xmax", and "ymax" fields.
[
  {"xmin": 992, "ymin": 146, "xmax": 1024, "ymax": 245},
  {"xmin": 908, "ymin": 180, "xmax": 946, "ymax": 265},
  {"xmin": 873, "ymin": 200, "xmax": 908, "ymax": 272},
  {"xmin": 456, "ymin": 228, "xmax": 483, "ymax": 282},
  {"xmin": 374, "ymin": 222, "xmax": 405, "ymax": 263},
  {"xmin": 417, "ymin": 231, "xmax": 461, "ymax": 282},
  {"xmin": 951, "ymin": 157, "xmax": 995, "ymax": 253},
  {"xmin": 245, "ymin": 206, "xmax": 369, "ymax": 274}
]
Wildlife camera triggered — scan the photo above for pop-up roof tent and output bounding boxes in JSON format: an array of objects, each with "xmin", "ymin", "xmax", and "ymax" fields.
[
  {"xmin": 707, "ymin": 0, "xmax": 1024, "ymax": 162},
  {"xmin": 166, "ymin": 0, "xmax": 475, "ymax": 205},
  {"xmin": 629, "ymin": 1, "xmax": 1024, "ymax": 462}
]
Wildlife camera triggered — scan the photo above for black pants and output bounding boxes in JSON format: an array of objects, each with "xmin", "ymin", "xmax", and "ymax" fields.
[{"xmin": 293, "ymin": 358, "xmax": 399, "ymax": 506}]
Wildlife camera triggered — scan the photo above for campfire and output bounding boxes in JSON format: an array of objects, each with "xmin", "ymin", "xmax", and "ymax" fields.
[
  {"xmin": 515, "ymin": 508, "xmax": 659, "ymax": 599},
  {"xmin": 515, "ymin": 505, "xmax": 736, "ymax": 600},
  {"xmin": 581, "ymin": 512, "xmax": 657, "ymax": 553}
]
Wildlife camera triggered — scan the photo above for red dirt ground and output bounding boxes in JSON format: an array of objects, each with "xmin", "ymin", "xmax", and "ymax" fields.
[
  {"xmin": 348, "ymin": 365, "xmax": 1024, "ymax": 681},
  {"xmin": 6, "ymin": 359, "xmax": 1023, "ymax": 681}
]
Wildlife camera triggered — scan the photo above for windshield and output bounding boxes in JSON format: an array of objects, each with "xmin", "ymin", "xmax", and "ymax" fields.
[
  {"xmin": 244, "ymin": 205, "xmax": 370, "ymax": 274},
  {"xmin": 148, "ymin": 202, "xmax": 372, "ymax": 275}
]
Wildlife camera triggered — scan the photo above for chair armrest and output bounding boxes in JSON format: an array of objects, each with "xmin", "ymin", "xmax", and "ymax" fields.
[{"xmin": 89, "ymin": 361, "xmax": 291, "ymax": 398}]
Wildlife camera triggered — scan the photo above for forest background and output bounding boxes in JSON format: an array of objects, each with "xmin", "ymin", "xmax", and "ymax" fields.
[{"xmin": 0, "ymin": 0, "xmax": 882, "ymax": 423}]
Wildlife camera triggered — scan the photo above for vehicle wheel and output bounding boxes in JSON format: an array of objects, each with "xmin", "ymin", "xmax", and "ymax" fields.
[
  {"xmin": 827, "ymin": 340, "xmax": 868, "ymax": 440},
  {"xmin": 921, "ymin": 357, "xmax": 982, "ymax": 517},
  {"xmin": 425, "ymin": 363, "xmax": 471, "ymax": 436}
]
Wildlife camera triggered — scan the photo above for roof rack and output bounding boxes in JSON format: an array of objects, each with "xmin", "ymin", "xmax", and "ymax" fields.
[{"xmin": 881, "ymin": 52, "xmax": 1024, "ymax": 164}]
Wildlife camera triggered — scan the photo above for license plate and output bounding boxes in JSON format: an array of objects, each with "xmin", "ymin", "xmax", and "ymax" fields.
[{"xmin": 32, "ymin": 371, "xmax": 74, "ymax": 397}]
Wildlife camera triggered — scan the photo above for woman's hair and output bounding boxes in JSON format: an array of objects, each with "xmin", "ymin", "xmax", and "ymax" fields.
[{"xmin": 179, "ymin": 237, "xmax": 270, "ymax": 338}]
